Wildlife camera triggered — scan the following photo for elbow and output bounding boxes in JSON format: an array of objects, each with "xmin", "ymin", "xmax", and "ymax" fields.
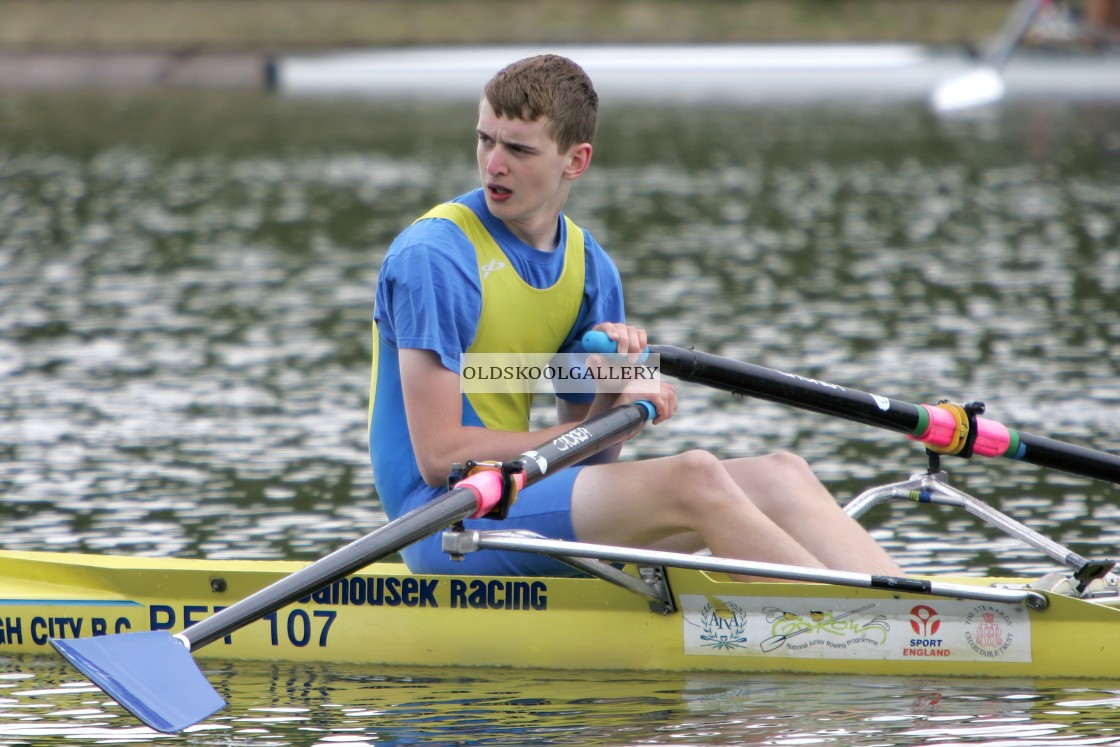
[
  {"xmin": 417, "ymin": 452, "xmax": 457, "ymax": 489},
  {"xmin": 410, "ymin": 426, "xmax": 483, "ymax": 487},
  {"xmin": 418, "ymin": 461, "xmax": 449, "ymax": 489},
  {"xmin": 413, "ymin": 428, "xmax": 491, "ymax": 488}
]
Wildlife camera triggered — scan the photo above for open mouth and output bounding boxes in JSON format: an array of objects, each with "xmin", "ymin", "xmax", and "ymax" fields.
[{"xmin": 488, "ymin": 184, "xmax": 512, "ymax": 200}]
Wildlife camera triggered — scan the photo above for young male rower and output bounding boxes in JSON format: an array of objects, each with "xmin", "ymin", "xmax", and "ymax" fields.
[{"xmin": 369, "ymin": 54, "xmax": 903, "ymax": 578}]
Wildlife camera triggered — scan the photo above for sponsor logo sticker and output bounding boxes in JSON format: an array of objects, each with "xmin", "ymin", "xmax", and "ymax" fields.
[{"xmin": 681, "ymin": 595, "xmax": 1031, "ymax": 663}]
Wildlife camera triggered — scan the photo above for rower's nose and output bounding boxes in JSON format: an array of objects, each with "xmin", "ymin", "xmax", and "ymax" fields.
[{"xmin": 484, "ymin": 148, "xmax": 508, "ymax": 176}]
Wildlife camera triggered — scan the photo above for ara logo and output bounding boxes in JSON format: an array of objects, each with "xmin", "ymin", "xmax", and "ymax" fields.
[
  {"xmin": 480, "ymin": 259, "xmax": 506, "ymax": 279},
  {"xmin": 910, "ymin": 604, "xmax": 941, "ymax": 635},
  {"xmin": 695, "ymin": 597, "xmax": 750, "ymax": 650}
]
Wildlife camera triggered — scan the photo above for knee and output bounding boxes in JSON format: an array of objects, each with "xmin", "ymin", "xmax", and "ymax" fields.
[
  {"xmin": 666, "ymin": 449, "xmax": 742, "ymax": 509},
  {"xmin": 741, "ymin": 451, "xmax": 834, "ymax": 508},
  {"xmin": 757, "ymin": 451, "xmax": 816, "ymax": 482},
  {"xmin": 669, "ymin": 449, "xmax": 725, "ymax": 482}
]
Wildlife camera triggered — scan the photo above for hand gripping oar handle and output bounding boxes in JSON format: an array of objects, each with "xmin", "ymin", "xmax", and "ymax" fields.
[
  {"xmin": 583, "ymin": 331, "xmax": 1120, "ymax": 485},
  {"xmin": 180, "ymin": 399, "xmax": 654, "ymax": 651},
  {"xmin": 51, "ymin": 400, "xmax": 655, "ymax": 733},
  {"xmin": 580, "ymin": 330, "xmax": 650, "ymax": 363}
]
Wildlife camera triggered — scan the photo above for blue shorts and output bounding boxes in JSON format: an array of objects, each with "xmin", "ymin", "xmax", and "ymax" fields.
[{"xmin": 399, "ymin": 465, "xmax": 586, "ymax": 576}]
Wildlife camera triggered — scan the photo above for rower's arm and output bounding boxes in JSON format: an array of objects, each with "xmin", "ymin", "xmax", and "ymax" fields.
[{"xmin": 400, "ymin": 348, "xmax": 591, "ymax": 486}]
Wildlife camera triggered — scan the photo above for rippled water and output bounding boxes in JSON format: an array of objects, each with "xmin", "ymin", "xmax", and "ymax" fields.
[
  {"xmin": 1, "ymin": 88, "xmax": 1120, "ymax": 744},
  {"xmin": 3, "ymin": 656, "xmax": 1120, "ymax": 746}
]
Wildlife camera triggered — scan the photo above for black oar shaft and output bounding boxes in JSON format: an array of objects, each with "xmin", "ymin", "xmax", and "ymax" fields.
[
  {"xmin": 1014, "ymin": 432, "xmax": 1120, "ymax": 486},
  {"xmin": 182, "ymin": 487, "xmax": 479, "ymax": 650},
  {"xmin": 655, "ymin": 346, "xmax": 923, "ymax": 435},
  {"xmin": 652, "ymin": 345, "xmax": 1120, "ymax": 486},
  {"xmin": 181, "ymin": 401, "xmax": 653, "ymax": 651},
  {"xmin": 507, "ymin": 400, "xmax": 656, "ymax": 483}
]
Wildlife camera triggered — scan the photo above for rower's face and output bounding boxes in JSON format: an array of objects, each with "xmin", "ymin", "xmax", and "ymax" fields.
[{"xmin": 475, "ymin": 99, "xmax": 577, "ymax": 234}]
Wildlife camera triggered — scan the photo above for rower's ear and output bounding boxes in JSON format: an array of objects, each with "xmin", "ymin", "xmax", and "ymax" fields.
[{"xmin": 563, "ymin": 142, "xmax": 592, "ymax": 181}]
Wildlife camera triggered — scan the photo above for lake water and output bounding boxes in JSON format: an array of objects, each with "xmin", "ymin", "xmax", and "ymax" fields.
[{"xmin": 1, "ymin": 85, "xmax": 1120, "ymax": 744}]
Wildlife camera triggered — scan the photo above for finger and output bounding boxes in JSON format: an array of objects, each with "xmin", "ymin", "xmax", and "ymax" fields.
[
  {"xmin": 655, "ymin": 382, "xmax": 677, "ymax": 423},
  {"xmin": 624, "ymin": 326, "xmax": 646, "ymax": 362},
  {"xmin": 596, "ymin": 322, "xmax": 626, "ymax": 353}
]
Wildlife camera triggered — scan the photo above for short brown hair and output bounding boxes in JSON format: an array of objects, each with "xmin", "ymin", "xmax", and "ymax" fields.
[{"xmin": 483, "ymin": 55, "xmax": 598, "ymax": 152}]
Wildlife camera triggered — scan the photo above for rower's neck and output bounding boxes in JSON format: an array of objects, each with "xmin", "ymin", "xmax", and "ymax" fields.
[{"xmin": 504, "ymin": 215, "xmax": 562, "ymax": 252}]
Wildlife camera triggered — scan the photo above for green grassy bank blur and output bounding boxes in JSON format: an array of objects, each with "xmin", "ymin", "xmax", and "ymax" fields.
[{"xmin": 0, "ymin": 0, "xmax": 1017, "ymax": 52}]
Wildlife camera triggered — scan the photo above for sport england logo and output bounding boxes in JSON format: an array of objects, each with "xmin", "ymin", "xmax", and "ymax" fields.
[{"xmin": 910, "ymin": 605, "xmax": 940, "ymax": 636}]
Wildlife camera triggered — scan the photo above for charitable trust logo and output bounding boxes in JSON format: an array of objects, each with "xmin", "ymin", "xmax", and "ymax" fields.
[
  {"xmin": 459, "ymin": 352, "xmax": 660, "ymax": 395},
  {"xmin": 964, "ymin": 604, "xmax": 1015, "ymax": 658}
]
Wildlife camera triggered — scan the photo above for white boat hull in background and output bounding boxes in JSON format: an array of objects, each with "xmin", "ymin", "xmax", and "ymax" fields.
[{"xmin": 268, "ymin": 44, "xmax": 1120, "ymax": 107}]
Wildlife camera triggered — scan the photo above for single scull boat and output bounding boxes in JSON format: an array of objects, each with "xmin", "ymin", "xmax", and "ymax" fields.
[{"xmin": 21, "ymin": 336, "xmax": 1120, "ymax": 732}]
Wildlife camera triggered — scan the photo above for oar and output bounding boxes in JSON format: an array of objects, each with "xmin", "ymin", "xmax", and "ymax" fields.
[
  {"xmin": 51, "ymin": 400, "xmax": 656, "ymax": 734},
  {"xmin": 583, "ymin": 331, "xmax": 1120, "ymax": 485},
  {"xmin": 930, "ymin": 0, "xmax": 1045, "ymax": 113}
]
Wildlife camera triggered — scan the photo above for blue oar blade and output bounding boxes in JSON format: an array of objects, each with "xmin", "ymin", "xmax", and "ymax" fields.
[{"xmin": 50, "ymin": 631, "xmax": 225, "ymax": 734}]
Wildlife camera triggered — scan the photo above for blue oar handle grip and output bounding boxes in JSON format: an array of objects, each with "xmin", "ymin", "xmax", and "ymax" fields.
[
  {"xmin": 580, "ymin": 332, "xmax": 657, "ymax": 420},
  {"xmin": 581, "ymin": 330, "xmax": 650, "ymax": 364},
  {"xmin": 633, "ymin": 399, "xmax": 658, "ymax": 422}
]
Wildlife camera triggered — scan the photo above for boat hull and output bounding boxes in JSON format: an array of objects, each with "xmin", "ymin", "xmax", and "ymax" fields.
[{"xmin": 2, "ymin": 550, "xmax": 1117, "ymax": 678}]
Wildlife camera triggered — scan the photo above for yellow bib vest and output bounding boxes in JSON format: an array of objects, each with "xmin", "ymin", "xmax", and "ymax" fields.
[{"xmin": 371, "ymin": 202, "xmax": 586, "ymax": 434}]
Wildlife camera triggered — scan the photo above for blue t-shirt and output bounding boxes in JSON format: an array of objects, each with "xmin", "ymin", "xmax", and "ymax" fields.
[{"xmin": 370, "ymin": 189, "xmax": 625, "ymax": 519}]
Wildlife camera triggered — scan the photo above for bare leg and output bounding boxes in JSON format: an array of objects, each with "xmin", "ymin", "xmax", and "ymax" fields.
[
  {"xmin": 572, "ymin": 450, "xmax": 827, "ymax": 580},
  {"xmin": 569, "ymin": 450, "xmax": 902, "ymax": 580},
  {"xmin": 722, "ymin": 452, "xmax": 903, "ymax": 575},
  {"xmin": 648, "ymin": 531, "xmax": 706, "ymax": 554}
]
